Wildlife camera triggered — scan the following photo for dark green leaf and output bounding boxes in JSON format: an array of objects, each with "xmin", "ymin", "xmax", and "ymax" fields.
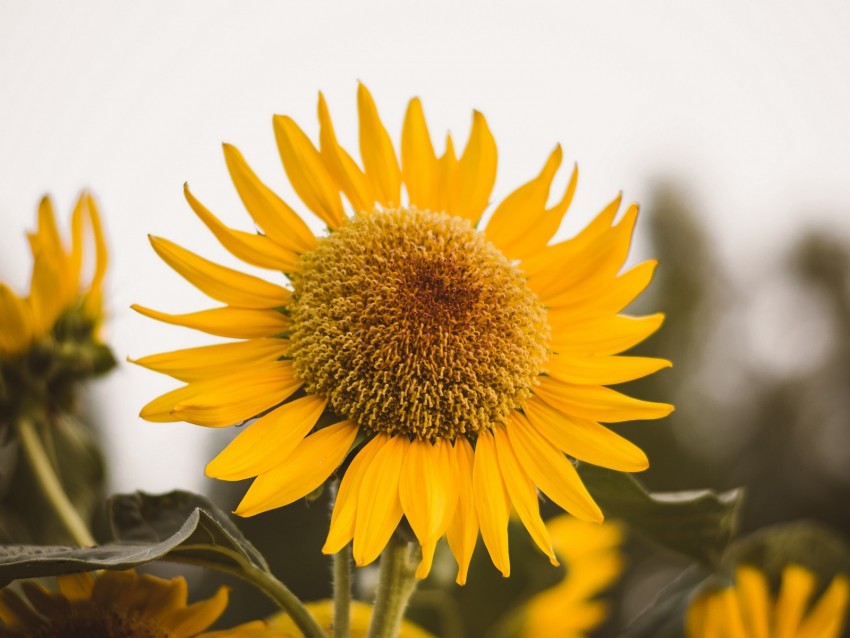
[
  {"xmin": 577, "ymin": 464, "xmax": 743, "ymax": 568},
  {"xmin": 620, "ymin": 565, "xmax": 711, "ymax": 638},
  {"xmin": 0, "ymin": 490, "xmax": 268, "ymax": 587}
]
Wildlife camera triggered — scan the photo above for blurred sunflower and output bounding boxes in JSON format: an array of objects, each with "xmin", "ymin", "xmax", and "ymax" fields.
[
  {"xmin": 269, "ymin": 599, "xmax": 433, "ymax": 638},
  {"xmin": 519, "ymin": 516, "xmax": 624, "ymax": 637},
  {"xmin": 135, "ymin": 84, "xmax": 672, "ymax": 583},
  {"xmin": 0, "ymin": 570, "xmax": 288, "ymax": 637},
  {"xmin": 686, "ymin": 565, "xmax": 849, "ymax": 638},
  {"xmin": 0, "ymin": 193, "xmax": 114, "ymax": 421}
]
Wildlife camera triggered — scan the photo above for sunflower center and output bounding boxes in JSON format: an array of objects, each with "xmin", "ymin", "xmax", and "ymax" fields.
[
  {"xmin": 289, "ymin": 207, "xmax": 549, "ymax": 440},
  {"xmin": 29, "ymin": 603, "xmax": 174, "ymax": 638}
]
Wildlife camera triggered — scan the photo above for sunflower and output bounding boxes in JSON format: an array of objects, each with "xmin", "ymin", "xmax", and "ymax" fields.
[
  {"xmin": 686, "ymin": 564, "xmax": 849, "ymax": 638},
  {"xmin": 135, "ymin": 84, "xmax": 672, "ymax": 584},
  {"xmin": 269, "ymin": 600, "xmax": 433, "ymax": 638},
  {"xmin": 0, "ymin": 570, "xmax": 289, "ymax": 637},
  {"xmin": 0, "ymin": 193, "xmax": 113, "ymax": 420},
  {"xmin": 519, "ymin": 516, "xmax": 624, "ymax": 637}
]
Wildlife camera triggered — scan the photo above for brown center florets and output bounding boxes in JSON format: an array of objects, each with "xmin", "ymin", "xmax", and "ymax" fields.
[
  {"xmin": 289, "ymin": 208, "xmax": 549, "ymax": 440},
  {"xmin": 28, "ymin": 603, "xmax": 174, "ymax": 638}
]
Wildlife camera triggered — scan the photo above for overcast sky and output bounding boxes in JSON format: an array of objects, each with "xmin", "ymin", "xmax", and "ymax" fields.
[{"xmin": 1, "ymin": 1, "xmax": 849, "ymax": 494}]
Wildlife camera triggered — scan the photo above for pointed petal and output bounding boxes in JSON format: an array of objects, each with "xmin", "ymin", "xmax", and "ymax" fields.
[
  {"xmin": 222, "ymin": 144, "xmax": 317, "ymax": 253},
  {"xmin": 546, "ymin": 353, "xmax": 671, "ymax": 386},
  {"xmin": 544, "ymin": 259, "xmax": 657, "ymax": 313},
  {"xmin": 534, "ymin": 376, "xmax": 674, "ymax": 423},
  {"xmin": 549, "ymin": 313, "xmax": 666, "ymax": 357},
  {"xmin": 273, "ymin": 115, "xmax": 346, "ymax": 229},
  {"xmin": 524, "ymin": 394, "xmax": 649, "ymax": 471},
  {"xmin": 353, "ymin": 435, "xmax": 407, "ymax": 566},
  {"xmin": 734, "ymin": 567, "xmax": 771, "ymax": 638},
  {"xmin": 446, "ymin": 437, "xmax": 478, "ymax": 585},
  {"xmin": 29, "ymin": 253, "xmax": 64, "ymax": 337},
  {"xmin": 234, "ymin": 420, "xmax": 358, "ymax": 517},
  {"xmin": 472, "ymin": 429, "xmax": 511, "ymax": 577},
  {"xmin": 206, "ymin": 395, "xmax": 327, "ymax": 480},
  {"xmin": 798, "ymin": 574, "xmax": 849, "ymax": 638},
  {"xmin": 402, "ymin": 97, "xmax": 439, "ymax": 212},
  {"xmin": 166, "ymin": 586, "xmax": 229, "ymax": 637},
  {"xmin": 447, "ymin": 111, "xmax": 497, "ymax": 224},
  {"xmin": 323, "ymin": 435, "xmax": 385, "ymax": 555},
  {"xmin": 506, "ymin": 412, "xmax": 603, "ymax": 522},
  {"xmin": 492, "ymin": 425, "xmax": 557, "ymax": 565},
  {"xmin": 775, "ymin": 565, "xmax": 815, "ymax": 638},
  {"xmin": 0, "ymin": 284, "xmax": 32, "ymax": 355},
  {"xmin": 184, "ymin": 184, "xmax": 300, "ymax": 272},
  {"xmin": 68, "ymin": 194, "xmax": 86, "ymax": 294},
  {"xmin": 84, "ymin": 193, "xmax": 108, "ymax": 301},
  {"xmin": 357, "ymin": 83, "xmax": 401, "ymax": 208},
  {"xmin": 130, "ymin": 338, "xmax": 288, "ymax": 383},
  {"xmin": 132, "ymin": 304, "xmax": 290, "ymax": 339},
  {"xmin": 56, "ymin": 572, "xmax": 96, "ymax": 600},
  {"xmin": 435, "ymin": 134, "xmax": 457, "ymax": 214},
  {"xmin": 149, "ymin": 236, "xmax": 290, "ymax": 309}
]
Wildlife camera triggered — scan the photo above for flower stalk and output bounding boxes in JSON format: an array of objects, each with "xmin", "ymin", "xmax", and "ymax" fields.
[
  {"xmin": 366, "ymin": 537, "xmax": 421, "ymax": 638},
  {"xmin": 333, "ymin": 544, "xmax": 352, "ymax": 638}
]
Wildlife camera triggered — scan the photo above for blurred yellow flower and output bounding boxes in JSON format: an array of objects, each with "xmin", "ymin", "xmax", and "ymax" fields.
[
  {"xmin": 0, "ymin": 194, "xmax": 107, "ymax": 358},
  {"xmin": 136, "ymin": 84, "xmax": 672, "ymax": 583},
  {"xmin": 520, "ymin": 515, "xmax": 624, "ymax": 638},
  {"xmin": 687, "ymin": 564, "xmax": 849, "ymax": 638},
  {"xmin": 0, "ymin": 570, "xmax": 288, "ymax": 637},
  {"xmin": 269, "ymin": 599, "xmax": 434, "ymax": 638}
]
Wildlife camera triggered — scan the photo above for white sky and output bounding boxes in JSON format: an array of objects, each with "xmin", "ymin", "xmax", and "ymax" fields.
[{"xmin": 1, "ymin": 1, "xmax": 849, "ymax": 494}]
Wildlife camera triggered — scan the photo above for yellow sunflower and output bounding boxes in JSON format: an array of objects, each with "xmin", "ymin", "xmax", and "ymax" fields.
[
  {"xmin": 135, "ymin": 84, "xmax": 672, "ymax": 584},
  {"xmin": 519, "ymin": 516, "xmax": 624, "ymax": 637},
  {"xmin": 0, "ymin": 570, "xmax": 288, "ymax": 637},
  {"xmin": 686, "ymin": 565, "xmax": 849, "ymax": 638},
  {"xmin": 269, "ymin": 599, "xmax": 434, "ymax": 638},
  {"xmin": 0, "ymin": 193, "xmax": 107, "ymax": 358}
]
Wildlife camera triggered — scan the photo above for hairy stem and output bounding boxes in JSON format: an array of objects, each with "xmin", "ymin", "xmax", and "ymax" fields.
[{"xmin": 366, "ymin": 538, "xmax": 420, "ymax": 638}]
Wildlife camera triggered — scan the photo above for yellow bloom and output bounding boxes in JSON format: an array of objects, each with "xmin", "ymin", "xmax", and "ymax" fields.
[
  {"xmin": 687, "ymin": 565, "xmax": 849, "ymax": 638},
  {"xmin": 520, "ymin": 516, "xmax": 624, "ymax": 637},
  {"xmin": 0, "ymin": 194, "xmax": 107, "ymax": 358},
  {"xmin": 269, "ymin": 600, "xmax": 434, "ymax": 638},
  {"xmin": 0, "ymin": 570, "xmax": 287, "ymax": 637},
  {"xmin": 136, "ymin": 84, "xmax": 672, "ymax": 583}
]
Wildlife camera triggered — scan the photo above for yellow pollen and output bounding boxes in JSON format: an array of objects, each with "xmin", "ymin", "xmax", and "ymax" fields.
[{"xmin": 289, "ymin": 208, "xmax": 549, "ymax": 440}]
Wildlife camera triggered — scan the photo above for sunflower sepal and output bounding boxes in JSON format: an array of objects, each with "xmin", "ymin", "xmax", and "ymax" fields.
[{"xmin": 576, "ymin": 463, "xmax": 744, "ymax": 568}]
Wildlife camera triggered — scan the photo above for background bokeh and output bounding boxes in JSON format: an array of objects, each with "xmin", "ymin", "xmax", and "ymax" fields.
[{"xmin": 2, "ymin": 2, "xmax": 850, "ymax": 635}]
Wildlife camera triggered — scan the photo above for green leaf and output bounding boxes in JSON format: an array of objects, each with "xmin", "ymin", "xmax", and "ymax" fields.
[
  {"xmin": 577, "ymin": 463, "xmax": 743, "ymax": 568},
  {"xmin": 0, "ymin": 489, "xmax": 268, "ymax": 587},
  {"xmin": 620, "ymin": 565, "xmax": 710, "ymax": 638}
]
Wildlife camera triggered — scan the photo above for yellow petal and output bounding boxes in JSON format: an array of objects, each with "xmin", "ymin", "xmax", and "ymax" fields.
[
  {"xmin": 84, "ymin": 193, "xmax": 108, "ymax": 304},
  {"xmin": 399, "ymin": 438, "xmax": 459, "ymax": 579},
  {"xmin": 129, "ymin": 338, "xmax": 288, "ymax": 383},
  {"xmin": 206, "ymin": 395, "xmax": 327, "ymax": 480},
  {"xmin": 318, "ymin": 92, "xmax": 374, "ymax": 214},
  {"xmin": 472, "ymin": 429, "xmax": 511, "ymax": 577},
  {"xmin": 149, "ymin": 236, "xmax": 290, "ymax": 309},
  {"xmin": 446, "ymin": 437, "xmax": 479, "ymax": 585},
  {"xmin": 222, "ymin": 143, "xmax": 317, "ymax": 254},
  {"xmin": 0, "ymin": 284, "xmax": 33, "ymax": 355},
  {"xmin": 506, "ymin": 412, "xmax": 602, "ymax": 523},
  {"xmin": 68, "ymin": 194, "xmax": 86, "ymax": 294},
  {"xmin": 165, "ymin": 585, "xmax": 228, "ymax": 637},
  {"xmin": 435, "ymin": 134, "xmax": 457, "ymax": 214},
  {"xmin": 447, "ymin": 111, "xmax": 497, "ymax": 225},
  {"xmin": 139, "ymin": 361, "xmax": 301, "ymax": 426},
  {"xmin": 29, "ymin": 253, "xmax": 64, "ymax": 338},
  {"xmin": 234, "ymin": 420, "xmax": 358, "ymax": 517},
  {"xmin": 273, "ymin": 114, "xmax": 346, "ymax": 229},
  {"xmin": 544, "ymin": 259, "xmax": 657, "ymax": 313},
  {"xmin": 775, "ymin": 565, "xmax": 815, "ymax": 638},
  {"xmin": 550, "ymin": 313, "xmax": 666, "ymax": 357},
  {"xmin": 353, "ymin": 434, "xmax": 407, "ymax": 566},
  {"xmin": 358, "ymin": 83, "xmax": 401, "ymax": 208},
  {"xmin": 798, "ymin": 574, "xmax": 850, "ymax": 638},
  {"xmin": 183, "ymin": 184, "xmax": 300, "ymax": 272},
  {"xmin": 491, "ymin": 425, "xmax": 557, "ymax": 565},
  {"xmin": 401, "ymin": 97, "xmax": 439, "ymax": 212},
  {"xmin": 546, "ymin": 353, "xmax": 671, "ymax": 386},
  {"xmin": 534, "ymin": 376, "xmax": 674, "ymax": 423},
  {"xmin": 56, "ymin": 572, "xmax": 96, "ymax": 600},
  {"xmin": 523, "ymin": 394, "xmax": 649, "ymax": 471},
  {"xmin": 487, "ymin": 146, "xmax": 576, "ymax": 259},
  {"xmin": 734, "ymin": 566, "xmax": 770, "ymax": 638},
  {"xmin": 132, "ymin": 304, "xmax": 290, "ymax": 339},
  {"xmin": 323, "ymin": 435, "xmax": 385, "ymax": 555}
]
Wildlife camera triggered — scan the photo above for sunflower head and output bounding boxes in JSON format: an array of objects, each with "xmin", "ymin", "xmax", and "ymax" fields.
[
  {"xmin": 0, "ymin": 194, "xmax": 114, "ymax": 423},
  {"xmin": 0, "ymin": 570, "xmax": 287, "ymax": 638},
  {"xmin": 136, "ymin": 84, "xmax": 673, "ymax": 583}
]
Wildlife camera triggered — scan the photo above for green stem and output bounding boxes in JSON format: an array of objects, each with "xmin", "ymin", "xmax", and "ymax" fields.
[
  {"xmin": 17, "ymin": 416, "xmax": 95, "ymax": 547},
  {"xmin": 333, "ymin": 545, "xmax": 352, "ymax": 638},
  {"xmin": 366, "ymin": 538, "xmax": 420, "ymax": 638},
  {"xmin": 239, "ymin": 561, "xmax": 327, "ymax": 638}
]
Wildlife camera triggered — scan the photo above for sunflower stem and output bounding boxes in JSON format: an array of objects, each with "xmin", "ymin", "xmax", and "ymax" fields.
[
  {"xmin": 333, "ymin": 545, "xmax": 352, "ymax": 638},
  {"xmin": 240, "ymin": 561, "xmax": 326, "ymax": 638},
  {"xmin": 16, "ymin": 416, "xmax": 95, "ymax": 547},
  {"xmin": 366, "ymin": 538, "xmax": 420, "ymax": 638}
]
